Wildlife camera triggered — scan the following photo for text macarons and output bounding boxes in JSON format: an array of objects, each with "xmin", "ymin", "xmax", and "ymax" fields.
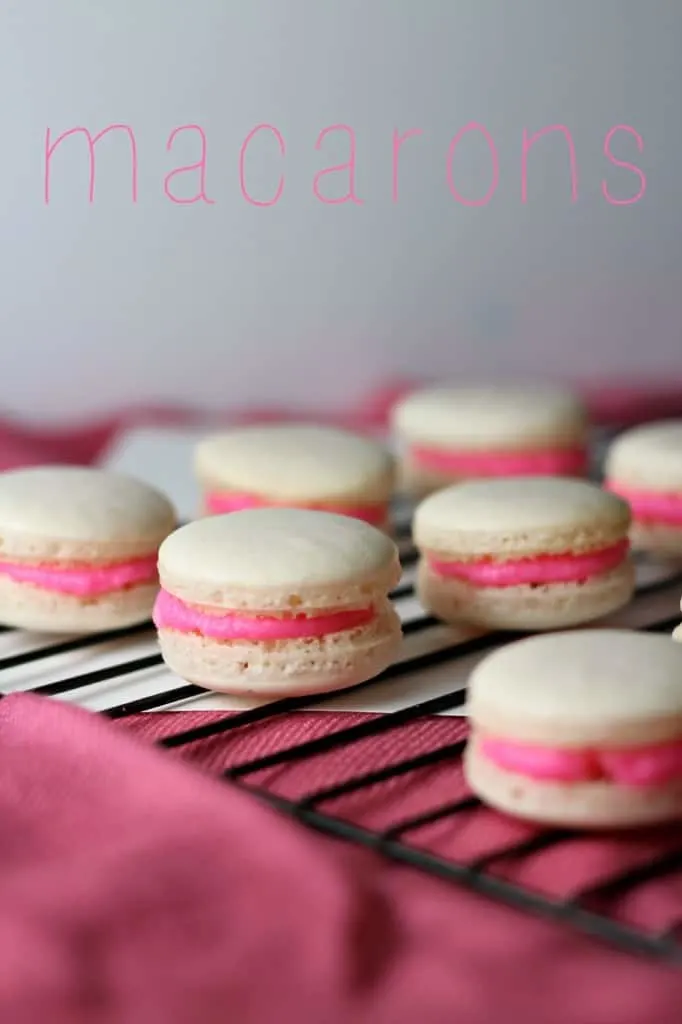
[
  {"xmin": 464, "ymin": 630, "xmax": 682, "ymax": 828},
  {"xmin": 194, "ymin": 424, "xmax": 395, "ymax": 528},
  {"xmin": 391, "ymin": 384, "xmax": 589, "ymax": 496},
  {"xmin": 604, "ymin": 420, "xmax": 682, "ymax": 557},
  {"xmin": 0, "ymin": 466, "xmax": 176, "ymax": 633},
  {"xmin": 413, "ymin": 477, "xmax": 634, "ymax": 631},
  {"xmin": 153, "ymin": 508, "xmax": 403, "ymax": 696}
]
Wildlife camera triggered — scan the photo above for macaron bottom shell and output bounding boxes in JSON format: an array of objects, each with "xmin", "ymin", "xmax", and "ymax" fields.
[
  {"xmin": 628, "ymin": 520, "xmax": 682, "ymax": 558},
  {"xmin": 417, "ymin": 559, "xmax": 635, "ymax": 631},
  {"xmin": 464, "ymin": 738, "xmax": 682, "ymax": 828},
  {"xmin": 0, "ymin": 576, "xmax": 159, "ymax": 633},
  {"xmin": 156, "ymin": 601, "xmax": 402, "ymax": 697}
]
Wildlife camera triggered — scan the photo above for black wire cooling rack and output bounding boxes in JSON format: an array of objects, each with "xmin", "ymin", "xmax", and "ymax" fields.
[{"xmin": 1, "ymin": 504, "xmax": 682, "ymax": 967}]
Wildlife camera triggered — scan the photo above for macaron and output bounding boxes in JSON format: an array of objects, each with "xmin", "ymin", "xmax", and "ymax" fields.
[
  {"xmin": 0, "ymin": 466, "xmax": 176, "ymax": 633},
  {"xmin": 464, "ymin": 629, "xmax": 682, "ymax": 827},
  {"xmin": 153, "ymin": 508, "xmax": 403, "ymax": 696},
  {"xmin": 414, "ymin": 477, "xmax": 634, "ymax": 631},
  {"xmin": 391, "ymin": 384, "xmax": 589, "ymax": 496},
  {"xmin": 194, "ymin": 424, "xmax": 395, "ymax": 528},
  {"xmin": 604, "ymin": 420, "xmax": 682, "ymax": 557}
]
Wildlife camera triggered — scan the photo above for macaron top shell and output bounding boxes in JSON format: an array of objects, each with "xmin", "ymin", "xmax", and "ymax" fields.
[
  {"xmin": 158, "ymin": 508, "xmax": 401, "ymax": 611},
  {"xmin": 391, "ymin": 385, "xmax": 587, "ymax": 449},
  {"xmin": 414, "ymin": 477, "xmax": 630, "ymax": 557},
  {"xmin": 467, "ymin": 630, "xmax": 682, "ymax": 747},
  {"xmin": 194, "ymin": 425, "xmax": 395, "ymax": 502},
  {"xmin": 605, "ymin": 420, "xmax": 682, "ymax": 491},
  {"xmin": 0, "ymin": 466, "xmax": 176, "ymax": 562}
]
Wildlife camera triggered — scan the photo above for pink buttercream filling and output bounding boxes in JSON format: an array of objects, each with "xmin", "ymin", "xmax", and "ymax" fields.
[
  {"xmin": 605, "ymin": 481, "xmax": 682, "ymax": 526},
  {"xmin": 411, "ymin": 444, "xmax": 587, "ymax": 477},
  {"xmin": 480, "ymin": 736, "xmax": 682, "ymax": 787},
  {"xmin": 153, "ymin": 588, "xmax": 375, "ymax": 641},
  {"xmin": 0, "ymin": 556, "xmax": 158, "ymax": 596},
  {"xmin": 204, "ymin": 491, "xmax": 387, "ymax": 525},
  {"xmin": 428, "ymin": 540, "xmax": 629, "ymax": 588}
]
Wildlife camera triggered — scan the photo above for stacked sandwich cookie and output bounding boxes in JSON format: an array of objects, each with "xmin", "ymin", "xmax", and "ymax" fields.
[
  {"xmin": 0, "ymin": 466, "xmax": 176, "ymax": 632},
  {"xmin": 413, "ymin": 477, "xmax": 634, "ymax": 631},
  {"xmin": 154, "ymin": 508, "xmax": 403, "ymax": 696},
  {"xmin": 464, "ymin": 630, "xmax": 682, "ymax": 828},
  {"xmin": 605, "ymin": 420, "xmax": 682, "ymax": 557},
  {"xmin": 391, "ymin": 384, "xmax": 589, "ymax": 497},
  {"xmin": 194, "ymin": 424, "xmax": 395, "ymax": 529}
]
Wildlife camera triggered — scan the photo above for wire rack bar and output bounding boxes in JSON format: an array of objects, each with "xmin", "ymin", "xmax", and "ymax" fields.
[
  {"xmin": 296, "ymin": 740, "xmax": 467, "ymax": 809},
  {"xmin": 381, "ymin": 797, "xmax": 481, "ymax": 839}
]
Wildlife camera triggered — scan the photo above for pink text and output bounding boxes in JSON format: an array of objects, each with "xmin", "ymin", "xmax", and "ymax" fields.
[{"xmin": 43, "ymin": 121, "xmax": 647, "ymax": 207}]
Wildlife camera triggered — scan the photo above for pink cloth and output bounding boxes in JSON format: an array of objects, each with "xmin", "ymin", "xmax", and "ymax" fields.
[
  {"xmin": 2, "ymin": 383, "xmax": 682, "ymax": 1021},
  {"xmin": 1, "ymin": 694, "xmax": 682, "ymax": 1024}
]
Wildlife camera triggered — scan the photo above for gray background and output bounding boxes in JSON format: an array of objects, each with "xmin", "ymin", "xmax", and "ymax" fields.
[{"xmin": 2, "ymin": 1, "xmax": 680, "ymax": 420}]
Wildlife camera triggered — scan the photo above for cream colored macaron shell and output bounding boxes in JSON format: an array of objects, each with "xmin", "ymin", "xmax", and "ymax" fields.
[
  {"xmin": 465, "ymin": 630, "xmax": 682, "ymax": 827},
  {"xmin": 414, "ymin": 477, "xmax": 633, "ymax": 631},
  {"xmin": 0, "ymin": 466, "xmax": 176, "ymax": 632},
  {"xmin": 154, "ymin": 508, "xmax": 403, "ymax": 696},
  {"xmin": 392, "ymin": 384, "xmax": 588, "ymax": 495},
  {"xmin": 195, "ymin": 424, "xmax": 395, "ymax": 527},
  {"xmin": 605, "ymin": 420, "xmax": 682, "ymax": 556}
]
